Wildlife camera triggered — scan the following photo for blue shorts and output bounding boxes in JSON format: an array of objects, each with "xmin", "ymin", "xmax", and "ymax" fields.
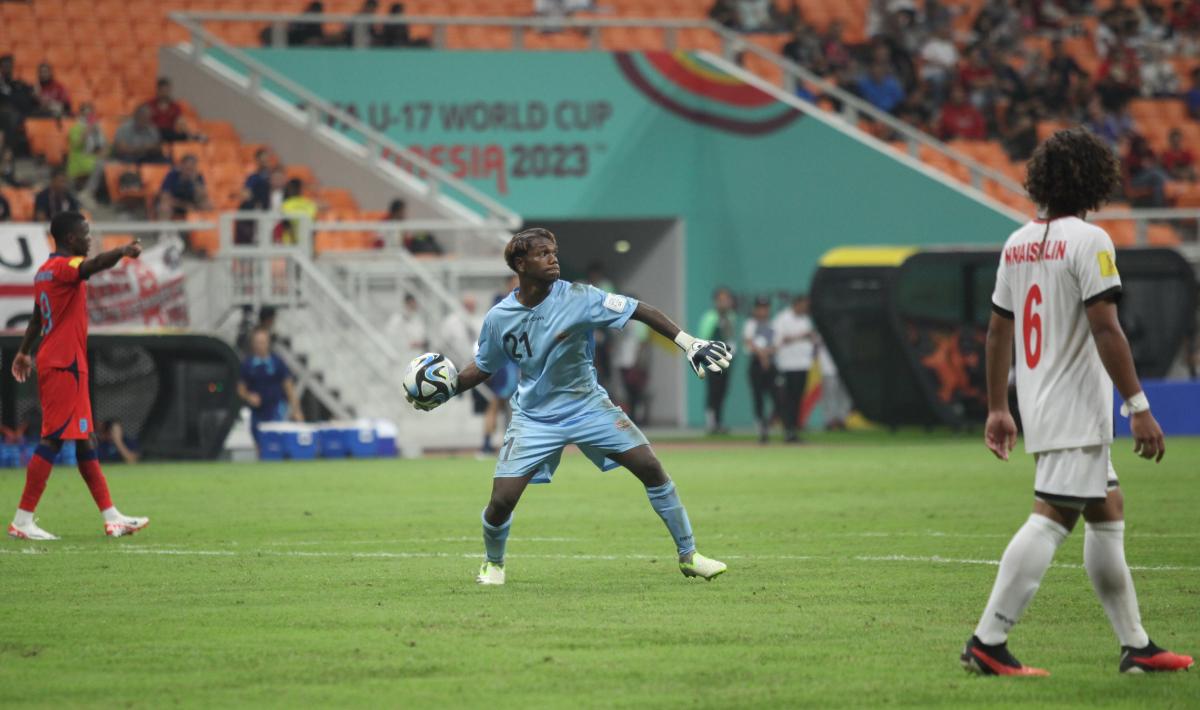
[{"xmin": 495, "ymin": 400, "xmax": 648, "ymax": 483}]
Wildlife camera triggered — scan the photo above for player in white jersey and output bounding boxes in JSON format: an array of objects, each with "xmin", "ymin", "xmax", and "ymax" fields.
[{"xmin": 961, "ymin": 128, "xmax": 1193, "ymax": 676}]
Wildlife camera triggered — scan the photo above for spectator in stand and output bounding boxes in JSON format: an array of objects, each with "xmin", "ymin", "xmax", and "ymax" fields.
[
  {"xmin": 242, "ymin": 148, "xmax": 274, "ymax": 208},
  {"xmin": 112, "ymin": 105, "xmax": 168, "ymax": 164},
  {"xmin": 771, "ymin": 294, "xmax": 815, "ymax": 444},
  {"xmin": 698, "ymin": 287, "xmax": 737, "ymax": 435},
  {"xmin": 1045, "ymin": 38, "xmax": 1088, "ymax": 115},
  {"xmin": 822, "ymin": 21, "xmax": 853, "ymax": 73},
  {"xmin": 341, "ymin": 0, "xmax": 378, "ymax": 46},
  {"xmin": 708, "ymin": 0, "xmax": 739, "ymax": 29},
  {"xmin": 33, "ymin": 169, "xmax": 81, "ymax": 222},
  {"xmin": 1097, "ymin": 0, "xmax": 1139, "ymax": 55},
  {"xmin": 381, "ymin": 198, "xmax": 443, "ymax": 253},
  {"xmin": 66, "ymin": 103, "xmax": 107, "ymax": 200},
  {"xmin": 937, "ymin": 85, "xmax": 987, "ymax": 140},
  {"xmin": 33, "ymin": 63, "xmax": 70, "ymax": 118},
  {"xmin": 289, "ymin": 1, "xmax": 331, "ymax": 46},
  {"xmin": 858, "ymin": 60, "xmax": 907, "ymax": 114},
  {"xmin": 1095, "ymin": 41, "xmax": 1142, "ymax": 110},
  {"xmin": 157, "ymin": 154, "xmax": 211, "ymax": 219},
  {"xmin": 1140, "ymin": 45, "xmax": 1181, "ymax": 97},
  {"xmin": 0, "ymin": 134, "xmax": 22, "ymax": 186},
  {"xmin": 1124, "ymin": 133, "xmax": 1171, "ymax": 207},
  {"xmin": 236, "ymin": 164, "xmax": 285, "ymax": 244},
  {"xmin": 1140, "ymin": 1, "xmax": 1175, "ymax": 46},
  {"xmin": 145, "ymin": 78, "xmax": 202, "ymax": 144},
  {"xmin": 0, "ymin": 55, "xmax": 36, "ymax": 156},
  {"xmin": 972, "ymin": 0, "xmax": 1021, "ymax": 50},
  {"xmin": 919, "ymin": 25, "xmax": 959, "ymax": 100},
  {"xmin": 1162, "ymin": 127, "xmax": 1197, "ymax": 181},
  {"xmin": 1085, "ymin": 96, "xmax": 1133, "ymax": 150},
  {"xmin": 375, "ymin": 3, "xmax": 429, "ymax": 47},
  {"xmin": 276, "ymin": 178, "xmax": 318, "ymax": 244},
  {"xmin": 1185, "ymin": 67, "xmax": 1200, "ymax": 119},
  {"xmin": 959, "ymin": 45, "xmax": 999, "ymax": 112},
  {"xmin": 896, "ymin": 82, "xmax": 935, "ymax": 133},
  {"xmin": 742, "ymin": 296, "xmax": 777, "ymax": 444},
  {"xmin": 238, "ymin": 327, "xmax": 303, "ymax": 449},
  {"xmin": 1001, "ymin": 101, "xmax": 1040, "ymax": 161},
  {"xmin": 782, "ymin": 19, "xmax": 824, "ymax": 69}
]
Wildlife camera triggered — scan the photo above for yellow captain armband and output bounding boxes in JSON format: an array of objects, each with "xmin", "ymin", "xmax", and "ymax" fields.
[{"xmin": 67, "ymin": 257, "xmax": 84, "ymax": 269}]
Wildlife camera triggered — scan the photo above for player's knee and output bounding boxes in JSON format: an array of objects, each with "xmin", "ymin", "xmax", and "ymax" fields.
[
  {"xmin": 634, "ymin": 458, "xmax": 668, "ymax": 487},
  {"xmin": 39, "ymin": 437, "xmax": 63, "ymax": 453}
]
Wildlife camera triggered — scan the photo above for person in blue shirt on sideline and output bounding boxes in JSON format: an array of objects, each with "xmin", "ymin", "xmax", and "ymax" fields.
[
  {"xmin": 238, "ymin": 328, "xmax": 303, "ymax": 446},
  {"xmin": 408, "ymin": 228, "xmax": 731, "ymax": 586}
]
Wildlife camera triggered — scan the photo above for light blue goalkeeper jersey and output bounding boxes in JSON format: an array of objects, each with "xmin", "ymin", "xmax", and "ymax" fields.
[{"xmin": 474, "ymin": 280, "xmax": 638, "ymax": 423}]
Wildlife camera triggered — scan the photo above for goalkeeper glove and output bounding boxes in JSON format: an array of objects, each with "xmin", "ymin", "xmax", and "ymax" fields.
[{"xmin": 674, "ymin": 332, "xmax": 732, "ymax": 380}]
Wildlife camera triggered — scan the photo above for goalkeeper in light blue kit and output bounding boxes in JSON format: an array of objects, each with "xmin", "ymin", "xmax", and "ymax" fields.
[{"xmin": 407, "ymin": 228, "xmax": 730, "ymax": 585}]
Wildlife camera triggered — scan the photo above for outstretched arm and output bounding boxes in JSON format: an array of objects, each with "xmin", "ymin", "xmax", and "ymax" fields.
[
  {"xmin": 631, "ymin": 301, "xmax": 731, "ymax": 379},
  {"xmin": 79, "ymin": 240, "xmax": 142, "ymax": 280},
  {"xmin": 630, "ymin": 302, "xmax": 682, "ymax": 341},
  {"xmin": 1086, "ymin": 299, "xmax": 1164, "ymax": 462},
  {"xmin": 454, "ymin": 362, "xmax": 491, "ymax": 394},
  {"xmin": 11, "ymin": 309, "xmax": 41, "ymax": 383}
]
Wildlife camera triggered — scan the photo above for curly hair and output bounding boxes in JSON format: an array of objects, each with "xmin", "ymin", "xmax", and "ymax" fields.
[
  {"xmin": 503, "ymin": 227, "xmax": 556, "ymax": 273},
  {"xmin": 1024, "ymin": 128, "xmax": 1121, "ymax": 218}
]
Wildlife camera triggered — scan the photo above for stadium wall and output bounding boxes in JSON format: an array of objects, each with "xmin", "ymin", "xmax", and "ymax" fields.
[{"xmin": 235, "ymin": 49, "xmax": 1022, "ymax": 427}]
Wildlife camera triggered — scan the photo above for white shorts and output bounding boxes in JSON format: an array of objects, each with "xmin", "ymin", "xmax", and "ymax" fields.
[{"xmin": 1033, "ymin": 444, "xmax": 1120, "ymax": 510}]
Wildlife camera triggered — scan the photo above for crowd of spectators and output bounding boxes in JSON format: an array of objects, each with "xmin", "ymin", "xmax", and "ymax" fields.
[
  {"xmin": 262, "ymin": 1, "xmax": 431, "ymax": 48},
  {"xmin": 756, "ymin": 0, "xmax": 1200, "ymax": 208}
]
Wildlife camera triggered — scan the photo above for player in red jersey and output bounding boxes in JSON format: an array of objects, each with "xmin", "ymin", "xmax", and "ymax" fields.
[{"xmin": 7, "ymin": 212, "xmax": 150, "ymax": 540}]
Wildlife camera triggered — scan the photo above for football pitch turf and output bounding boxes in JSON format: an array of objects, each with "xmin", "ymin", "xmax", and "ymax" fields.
[{"xmin": 1, "ymin": 433, "xmax": 1196, "ymax": 708}]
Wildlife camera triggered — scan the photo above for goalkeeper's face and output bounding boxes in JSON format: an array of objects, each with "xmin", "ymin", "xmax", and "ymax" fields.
[{"xmin": 517, "ymin": 238, "xmax": 561, "ymax": 284}]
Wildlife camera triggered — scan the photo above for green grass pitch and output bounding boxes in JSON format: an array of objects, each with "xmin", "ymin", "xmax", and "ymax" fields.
[{"xmin": 1, "ymin": 433, "xmax": 1197, "ymax": 708}]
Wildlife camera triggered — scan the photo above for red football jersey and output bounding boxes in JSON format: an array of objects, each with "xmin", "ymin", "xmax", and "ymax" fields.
[{"xmin": 34, "ymin": 253, "xmax": 89, "ymax": 371}]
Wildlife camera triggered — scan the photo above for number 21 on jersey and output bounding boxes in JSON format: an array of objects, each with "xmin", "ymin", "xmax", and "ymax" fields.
[{"xmin": 1022, "ymin": 284, "xmax": 1042, "ymax": 369}]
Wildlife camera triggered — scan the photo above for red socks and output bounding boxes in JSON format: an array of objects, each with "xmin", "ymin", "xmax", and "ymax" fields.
[
  {"xmin": 17, "ymin": 445, "xmax": 57, "ymax": 512},
  {"xmin": 77, "ymin": 449, "xmax": 113, "ymax": 512}
]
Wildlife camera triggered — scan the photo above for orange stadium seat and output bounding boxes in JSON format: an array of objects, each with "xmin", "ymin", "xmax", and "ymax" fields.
[
  {"xmin": 104, "ymin": 163, "xmax": 153, "ymax": 214},
  {"xmin": 0, "ymin": 188, "xmax": 35, "ymax": 222},
  {"xmin": 23, "ymin": 118, "xmax": 69, "ymax": 166}
]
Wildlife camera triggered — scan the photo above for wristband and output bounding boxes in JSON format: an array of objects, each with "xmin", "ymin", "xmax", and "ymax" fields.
[
  {"xmin": 674, "ymin": 331, "xmax": 697, "ymax": 352},
  {"xmin": 1119, "ymin": 392, "xmax": 1150, "ymax": 417}
]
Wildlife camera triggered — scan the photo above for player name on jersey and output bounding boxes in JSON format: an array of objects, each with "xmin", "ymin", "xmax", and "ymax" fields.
[{"xmin": 1003, "ymin": 240, "xmax": 1068, "ymax": 265}]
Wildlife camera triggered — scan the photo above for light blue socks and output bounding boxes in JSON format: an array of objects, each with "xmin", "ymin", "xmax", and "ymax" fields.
[
  {"xmin": 645, "ymin": 481, "xmax": 696, "ymax": 556},
  {"xmin": 481, "ymin": 509, "xmax": 512, "ymax": 564}
]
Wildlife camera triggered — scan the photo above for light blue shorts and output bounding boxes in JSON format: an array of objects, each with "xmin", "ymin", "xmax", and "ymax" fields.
[{"xmin": 495, "ymin": 400, "xmax": 649, "ymax": 483}]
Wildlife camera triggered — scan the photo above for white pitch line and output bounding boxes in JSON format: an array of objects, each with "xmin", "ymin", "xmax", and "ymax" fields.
[
  {"xmin": 855, "ymin": 554, "xmax": 1200, "ymax": 572},
  {"xmin": 4, "ymin": 546, "xmax": 1198, "ymax": 572}
]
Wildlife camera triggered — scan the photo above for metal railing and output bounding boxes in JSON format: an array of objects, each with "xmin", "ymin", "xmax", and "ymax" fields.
[{"xmin": 169, "ymin": 12, "xmax": 523, "ymax": 232}]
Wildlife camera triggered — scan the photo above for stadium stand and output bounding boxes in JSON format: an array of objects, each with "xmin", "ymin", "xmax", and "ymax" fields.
[{"xmin": 4, "ymin": 0, "xmax": 1199, "ymax": 248}]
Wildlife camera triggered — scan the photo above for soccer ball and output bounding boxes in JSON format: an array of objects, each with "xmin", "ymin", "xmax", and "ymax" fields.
[{"xmin": 403, "ymin": 353, "xmax": 458, "ymax": 407}]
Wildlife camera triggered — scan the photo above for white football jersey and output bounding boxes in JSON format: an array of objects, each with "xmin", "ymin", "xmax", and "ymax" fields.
[{"xmin": 991, "ymin": 216, "xmax": 1123, "ymax": 454}]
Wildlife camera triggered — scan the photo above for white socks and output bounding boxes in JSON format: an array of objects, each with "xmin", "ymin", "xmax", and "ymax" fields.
[
  {"xmin": 1084, "ymin": 520, "xmax": 1150, "ymax": 649},
  {"xmin": 975, "ymin": 513, "xmax": 1069, "ymax": 644},
  {"xmin": 101, "ymin": 507, "xmax": 122, "ymax": 523},
  {"xmin": 13, "ymin": 509, "xmax": 34, "ymax": 527}
]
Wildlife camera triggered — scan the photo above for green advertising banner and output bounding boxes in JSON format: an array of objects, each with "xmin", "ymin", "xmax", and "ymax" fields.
[{"xmin": 246, "ymin": 48, "xmax": 1021, "ymax": 427}]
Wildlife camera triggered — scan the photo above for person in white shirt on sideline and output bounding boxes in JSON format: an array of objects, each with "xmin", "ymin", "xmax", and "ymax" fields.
[{"xmin": 770, "ymin": 294, "xmax": 815, "ymax": 443}]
